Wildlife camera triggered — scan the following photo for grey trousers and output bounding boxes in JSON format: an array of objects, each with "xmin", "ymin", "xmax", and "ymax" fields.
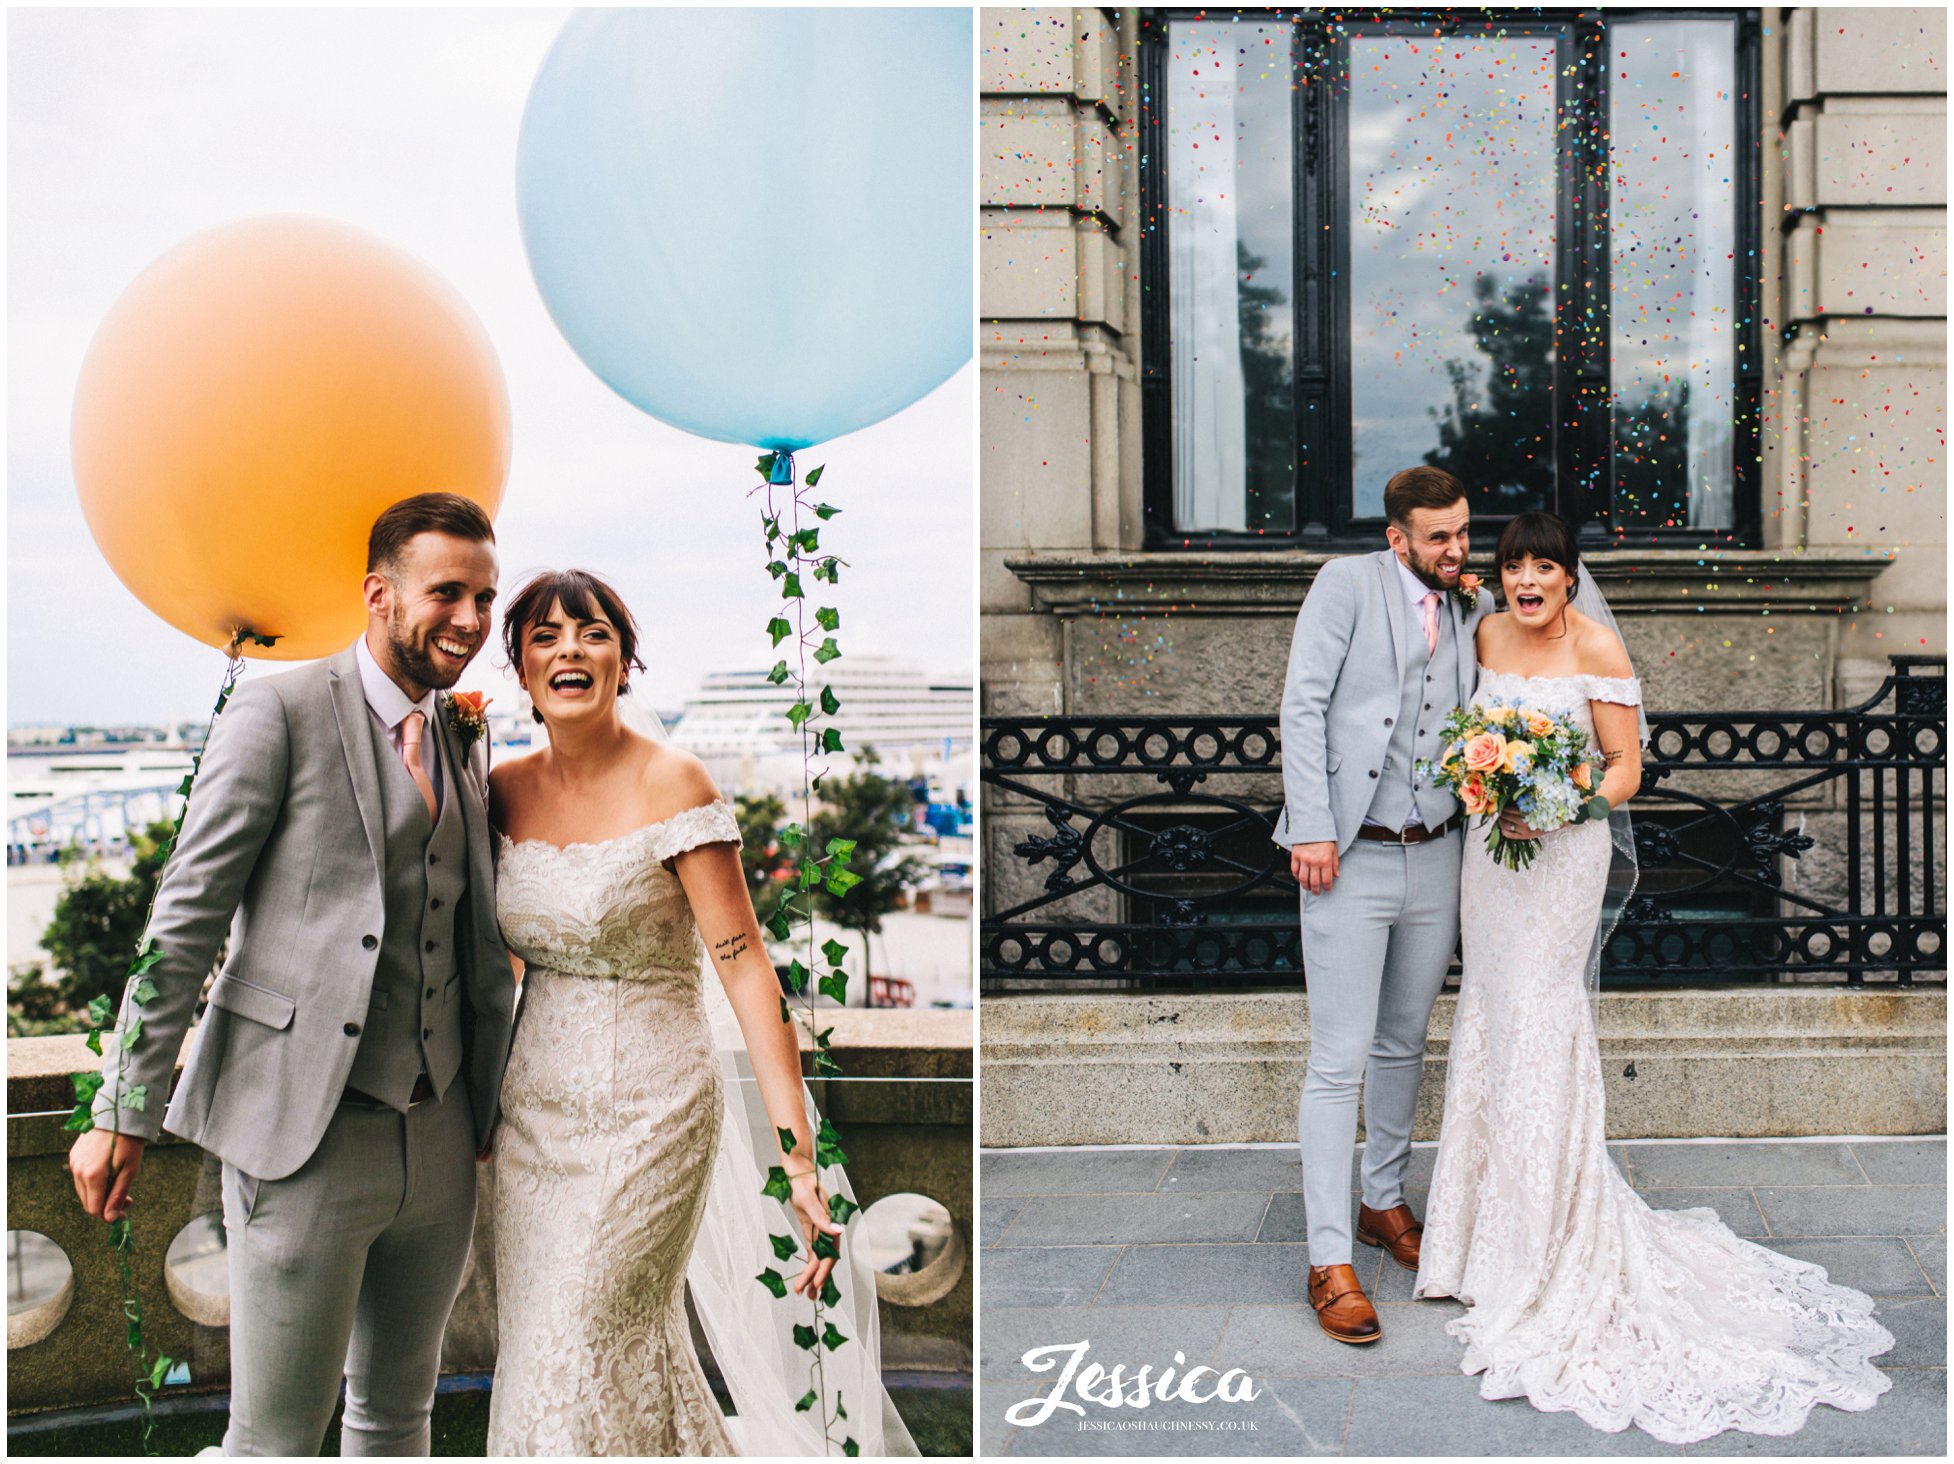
[
  {"xmin": 1297, "ymin": 832, "xmax": 1462, "ymax": 1266},
  {"xmin": 219, "ymin": 1087, "xmax": 476, "ymax": 1456}
]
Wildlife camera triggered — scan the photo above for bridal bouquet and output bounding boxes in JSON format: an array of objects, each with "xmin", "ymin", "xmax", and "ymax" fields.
[{"xmin": 1418, "ymin": 700, "xmax": 1604, "ymax": 871}]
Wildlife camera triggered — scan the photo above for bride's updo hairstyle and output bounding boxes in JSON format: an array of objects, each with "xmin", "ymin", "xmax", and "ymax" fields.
[
  {"xmin": 1493, "ymin": 511, "xmax": 1583, "ymax": 607},
  {"xmin": 501, "ymin": 569, "xmax": 649, "ymax": 724}
]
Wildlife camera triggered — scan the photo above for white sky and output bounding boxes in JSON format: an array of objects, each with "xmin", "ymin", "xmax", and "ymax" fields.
[{"xmin": 8, "ymin": 7, "xmax": 974, "ymax": 727}]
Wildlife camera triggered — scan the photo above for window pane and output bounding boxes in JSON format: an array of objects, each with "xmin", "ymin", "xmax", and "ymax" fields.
[
  {"xmin": 1609, "ymin": 17, "xmax": 1739, "ymax": 531},
  {"xmin": 1167, "ymin": 21, "xmax": 1294, "ymax": 534},
  {"xmin": 1348, "ymin": 33, "xmax": 1559, "ymax": 520}
]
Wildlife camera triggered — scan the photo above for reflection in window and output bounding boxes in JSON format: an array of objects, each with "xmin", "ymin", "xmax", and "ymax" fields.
[
  {"xmin": 1166, "ymin": 23, "xmax": 1294, "ymax": 533},
  {"xmin": 1610, "ymin": 17, "xmax": 1738, "ymax": 531},
  {"xmin": 1349, "ymin": 34, "xmax": 1558, "ymax": 519}
]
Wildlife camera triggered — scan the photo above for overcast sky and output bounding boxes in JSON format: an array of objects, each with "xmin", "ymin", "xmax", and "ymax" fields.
[{"xmin": 8, "ymin": 7, "xmax": 974, "ymax": 728}]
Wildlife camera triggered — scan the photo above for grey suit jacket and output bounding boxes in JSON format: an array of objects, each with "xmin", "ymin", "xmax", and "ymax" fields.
[
  {"xmin": 1275, "ymin": 549, "xmax": 1493, "ymax": 854},
  {"xmin": 92, "ymin": 647, "xmax": 516, "ymax": 1180}
]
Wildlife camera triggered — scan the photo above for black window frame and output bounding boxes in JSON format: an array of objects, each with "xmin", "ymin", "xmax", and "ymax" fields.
[{"xmin": 1137, "ymin": 7, "xmax": 1764, "ymax": 550}]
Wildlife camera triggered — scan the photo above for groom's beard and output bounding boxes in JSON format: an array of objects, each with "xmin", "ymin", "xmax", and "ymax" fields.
[{"xmin": 1401, "ymin": 543, "xmax": 1461, "ymax": 593}]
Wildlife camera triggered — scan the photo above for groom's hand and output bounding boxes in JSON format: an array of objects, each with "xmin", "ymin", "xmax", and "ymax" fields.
[
  {"xmin": 1292, "ymin": 841, "xmax": 1340, "ymax": 895},
  {"xmin": 70, "ymin": 1128, "xmax": 146, "ymax": 1223}
]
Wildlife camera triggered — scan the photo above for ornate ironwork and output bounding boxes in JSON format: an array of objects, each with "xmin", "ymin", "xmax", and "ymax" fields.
[{"xmin": 982, "ymin": 657, "xmax": 1945, "ymax": 992}]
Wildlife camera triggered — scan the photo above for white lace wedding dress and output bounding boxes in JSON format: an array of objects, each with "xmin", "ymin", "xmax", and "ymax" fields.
[
  {"xmin": 1415, "ymin": 670, "xmax": 1894, "ymax": 1445},
  {"xmin": 486, "ymin": 801, "xmax": 741, "ymax": 1456}
]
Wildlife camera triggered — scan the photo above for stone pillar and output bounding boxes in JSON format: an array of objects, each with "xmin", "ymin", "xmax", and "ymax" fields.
[
  {"xmin": 980, "ymin": 7, "xmax": 1138, "ymax": 717},
  {"xmin": 1779, "ymin": 7, "xmax": 1947, "ymax": 704}
]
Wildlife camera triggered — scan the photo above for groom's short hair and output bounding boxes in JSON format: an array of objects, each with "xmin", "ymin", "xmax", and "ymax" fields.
[
  {"xmin": 1383, "ymin": 466, "xmax": 1466, "ymax": 527},
  {"xmin": 367, "ymin": 493, "xmax": 497, "ymax": 575}
]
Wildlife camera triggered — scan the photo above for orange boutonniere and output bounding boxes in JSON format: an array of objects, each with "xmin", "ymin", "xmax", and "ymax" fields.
[
  {"xmin": 444, "ymin": 690, "xmax": 491, "ymax": 755},
  {"xmin": 1451, "ymin": 572, "xmax": 1483, "ymax": 613}
]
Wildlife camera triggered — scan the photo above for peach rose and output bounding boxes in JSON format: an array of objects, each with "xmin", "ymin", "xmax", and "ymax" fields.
[
  {"xmin": 1462, "ymin": 731, "xmax": 1507, "ymax": 773},
  {"xmin": 1458, "ymin": 572, "xmax": 1483, "ymax": 595},
  {"xmin": 1571, "ymin": 762, "xmax": 1592, "ymax": 791},
  {"xmin": 1460, "ymin": 772, "xmax": 1494, "ymax": 817},
  {"xmin": 1503, "ymin": 738, "xmax": 1533, "ymax": 771},
  {"xmin": 1524, "ymin": 710, "xmax": 1555, "ymax": 739}
]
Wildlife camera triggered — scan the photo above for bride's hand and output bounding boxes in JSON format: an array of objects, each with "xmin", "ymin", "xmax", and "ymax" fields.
[
  {"xmin": 1497, "ymin": 809, "xmax": 1545, "ymax": 841},
  {"xmin": 789, "ymin": 1171, "xmax": 843, "ymax": 1299}
]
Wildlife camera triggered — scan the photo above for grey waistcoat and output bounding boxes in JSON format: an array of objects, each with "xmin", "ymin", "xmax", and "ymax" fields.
[
  {"xmin": 1365, "ymin": 590, "xmax": 1460, "ymax": 831},
  {"xmin": 345, "ymin": 712, "xmax": 466, "ymax": 1108}
]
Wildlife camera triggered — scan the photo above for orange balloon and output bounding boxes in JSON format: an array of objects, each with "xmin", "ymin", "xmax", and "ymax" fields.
[{"xmin": 71, "ymin": 216, "xmax": 511, "ymax": 660}]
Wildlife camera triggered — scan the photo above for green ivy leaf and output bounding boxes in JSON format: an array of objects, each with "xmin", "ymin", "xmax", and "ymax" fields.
[
  {"xmin": 821, "ymin": 728, "xmax": 845, "ymax": 754},
  {"xmin": 816, "ymin": 1118, "xmax": 850, "ymax": 1169},
  {"xmin": 821, "ymin": 938, "xmax": 849, "ymax": 966},
  {"xmin": 819, "ymin": 685, "xmax": 841, "ymax": 716},
  {"xmin": 767, "ymin": 616, "xmax": 793, "ymax": 647},
  {"xmin": 766, "ymin": 660, "xmax": 790, "ymax": 686},
  {"xmin": 176, "ymin": 774, "xmax": 195, "ymax": 798},
  {"xmin": 129, "ymin": 947, "xmax": 164, "ymax": 977},
  {"xmin": 777, "ymin": 1126, "xmax": 798, "ymax": 1155},
  {"xmin": 805, "ymin": 463, "xmax": 825, "ymax": 487},
  {"xmin": 821, "ymin": 1274, "xmax": 843, "ymax": 1307},
  {"xmin": 780, "ymin": 572, "xmax": 804, "ymax": 600},
  {"xmin": 148, "ymin": 1354, "xmax": 173, "ymax": 1389},
  {"xmin": 813, "ymin": 502, "xmax": 841, "ymax": 520},
  {"xmin": 778, "ymin": 996, "xmax": 791, "ymax": 1024},
  {"xmin": 63, "ymin": 1105, "xmax": 95, "ymax": 1134},
  {"xmin": 793, "ymin": 1323, "xmax": 819, "ymax": 1351},
  {"xmin": 72, "ymin": 1072, "xmax": 103, "ymax": 1104},
  {"xmin": 815, "ymin": 1026, "xmax": 834, "ymax": 1049},
  {"xmin": 767, "ymin": 909, "xmax": 794, "ymax": 942},
  {"xmin": 762, "ymin": 512, "xmax": 781, "ymax": 543},
  {"xmin": 88, "ymin": 994, "xmax": 113, "ymax": 1028},
  {"xmin": 813, "ymin": 638, "xmax": 841, "ymax": 665},
  {"xmin": 119, "ymin": 1018, "xmax": 142, "ymax": 1051},
  {"xmin": 755, "ymin": 1268, "xmax": 788, "ymax": 1299},
  {"xmin": 762, "ymin": 1166, "xmax": 794, "ymax": 1203},
  {"xmin": 835, "ymin": 1392, "xmax": 849, "ymax": 1420},
  {"xmin": 794, "ymin": 1388, "xmax": 818, "ymax": 1414},
  {"xmin": 821, "ymin": 1321, "xmax": 849, "ymax": 1351},
  {"xmin": 812, "ymin": 1231, "xmax": 840, "ymax": 1261},
  {"xmin": 131, "ymin": 979, "xmax": 158, "ymax": 1005},
  {"xmin": 786, "ymin": 960, "xmax": 810, "ymax": 993},
  {"xmin": 826, "ymin": 837, "xmax": 858, "ymax": 864},
  {"xmin": 826, "ymin": 867, "xmax": 864, "ymax": 898},
  {"xmin": 766, "ymin": 559, "xmax": 788, "ymax": 580},
  {"xmin": 770, "ymin": 1231, "xmax": 800, "ymax": 1261},
  {"xmin": 815, "ymin": 606, "xmax": 841, "ymax": 632},
  {"xmin": 120, "ymin": 1085, "xmax": 148, "ymax": 1112},
  {"xmin": 85, "ymin": 1029, "xmax": 103, "ymax": 1056},
  {"xmin": 829, "ymin": 1193, "xmax": 861, "ymax": 1224},
  {"xmin": 814, "ymin": 1050, "xmax": 844, "ymax": 1078},
  {"xmin": 818, "ymin": 972, "xmax": 848, "ymax": 1003},
  {"xmin": 786, "ymin": 701, "xmax": 812, "ymax": 730},
  {"xmin": 812, "ymin": 559, "xmax": 839, "ymax": 584},
  {"xmin": 756, "ymin": 452, "xmax": 778, "ymax": 478},
  {"xmin": 779, "ymin": 822, "xmax": 804, "ymax": 848},
  {"xmin": 791, "ymin": 527, "xmax": 820, "ymax": 554},
  {"xmin": 843, "ymin": 1439, "xmax": 859, "ymax": 1457}
]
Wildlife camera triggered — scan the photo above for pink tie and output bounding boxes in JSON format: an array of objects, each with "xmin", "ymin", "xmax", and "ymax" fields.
[
  {"xmin": 1421, "ymin": 591, "xmax": 1440, "ymax": 656},
  {"xmin": 399, "ymin": 711, "xmax": 438, "ymax": 820}
]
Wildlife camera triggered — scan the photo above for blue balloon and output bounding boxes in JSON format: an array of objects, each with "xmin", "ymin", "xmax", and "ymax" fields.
[{"xmin": 517, "ymin": 8, "xmax": 973, "ymax": 451}]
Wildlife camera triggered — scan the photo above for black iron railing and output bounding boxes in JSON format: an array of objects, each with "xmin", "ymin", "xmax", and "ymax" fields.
[{"xmin": 981, "ymin": 656, "xmax": 1945, "ymax": 992}]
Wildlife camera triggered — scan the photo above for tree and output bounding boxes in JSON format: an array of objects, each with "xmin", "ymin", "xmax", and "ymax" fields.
[
  {"xmin": 1425, "ymin": 272, "xmax": 1556, "ymax": 513},
  {"xmin": 734, "ymin": 792, "xmax": 793, "ymax": 931},
  {"xmin": 809, "ymin": 758, "xmax": 932, "ymax": 1004},
  {"xmin": 1237, "ymin": 242, "xmax": 1296, "ymax": 533}
]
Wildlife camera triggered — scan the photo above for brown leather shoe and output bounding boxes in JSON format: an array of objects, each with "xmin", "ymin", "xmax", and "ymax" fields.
[
  {"xmin": 1307, "ymin": 1263, "xmax": 1381, "ymax": 1344},
  {"xmin": 1356, "ymin": 1201, "xmax": 1423, "ymax": 1272}
]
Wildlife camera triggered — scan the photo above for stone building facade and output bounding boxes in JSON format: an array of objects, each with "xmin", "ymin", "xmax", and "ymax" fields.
[{"xmin": 979, "ymin": 7, "xmax": 1946, "ymax": 1144}]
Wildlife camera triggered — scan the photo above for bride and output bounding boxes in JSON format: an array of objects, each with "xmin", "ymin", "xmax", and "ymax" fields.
[
  {"xmin": 481, "ymin": 568, "xmax": 911, "ymax": 1456},
  {"xmin": 1414, "ymin": 512, "xmax": 1894, "ymax": 1444}
]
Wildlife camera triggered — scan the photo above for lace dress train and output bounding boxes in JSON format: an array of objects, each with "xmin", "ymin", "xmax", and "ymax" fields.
[
  {"xmin": 486, "ymin": 802, "xmax": 742, "ymax": 1456},
  {"xmin": 1414, "ymin": 671, "xmax": 1893, "ymax": 1445}
]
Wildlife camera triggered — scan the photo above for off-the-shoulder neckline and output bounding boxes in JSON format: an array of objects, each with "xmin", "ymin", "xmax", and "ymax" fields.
[
  {"xmin": 495, "ymin": 798, "xmax": 732, "ymax": 855},
  {"xmin": 1478, "ymin": 666, "xmax": 1639, "ymax": 686}
]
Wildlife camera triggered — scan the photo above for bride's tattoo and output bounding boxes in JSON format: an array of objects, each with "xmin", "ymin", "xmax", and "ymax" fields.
[{"xmin": 714, "ymin": 933, "xmax": 749, "ymax": 963}]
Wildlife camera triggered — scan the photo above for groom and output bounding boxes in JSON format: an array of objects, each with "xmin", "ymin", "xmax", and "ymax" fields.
[
  {"xmin": 1275, "ymin": 466, "xmax": 1490, "ymax": 1344},
  {"xmin": 68, "ymin": 492, "xmax": 517, "ymax": 1454}
]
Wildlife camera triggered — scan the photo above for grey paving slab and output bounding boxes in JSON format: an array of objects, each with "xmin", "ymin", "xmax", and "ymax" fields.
[
  {"xmin": 1370, "ymin": 1251, "xmax": 1437, "ymax": 1303},
  {"xmin": 992, "ymin": 1376, "xmax": 1352, "ymax": 1457},
  {"xmin": 1684, "ymin": 1365, "xmax": 1945, "ymax": 1456},
  {"xmin": 984, "ymin": 1246, "xmax": 1122, "ymax": 1308},
  {"xmin": 1344, "ymin": 1372, "xmax": 1683, "ymax": 1455},
  {"xmin": 1640, "ymin": 1187, "xmax": 1769, "ymax": 1238},
  {"xmin": 1213, "ymin": 1297, "xmax": 1469, "ymax": 1379},
  {"xmin": 982, "ymin": 1304, "xmax": 1232, "ymax": 1380},
  {"xmin": 984, "ymin": 1381, "xmax": 1046, "ymax": 1457},
  {"xmin": 1255, "ymin": 1187, "xmax": 1428, "ymax": 1245},
  {"xmin": 984, "ymin": 1149, "xmax": 1174, "ymax": 1197},
  {"xmin": 1909, "ymin": 1232, "xmax": 1944, "ymax": 1296},
  {"xmin": 1162, "ymin": 1147, "xmax": 1305, "ymax": 1194},
  {"xmin": 1849, "ymin": 1138, "xmax": 1948, "ymax": 1186},
  {"xmin": 1755, "ymin": 1184, "xmax": 1947, "ymax": 1238},
  {"xmin": 1099, "ymin": 1242, "xmax": 1310, "ymax": 1306},
  {"xmin": 983, "ymin": 1196, "xmax": 1028, "ymax": 1247},
  {"xmin": 1001, "ymin": 1191, "xmax": 1273, "ymax": 1247},
  {"xmin": 1625, "ymin": 1141, "xmax": 1866, "ymax": 1190},
  {"xmin": 1873, "ymin": 1298, "xmax": 1947, "ymax": 1369},
  {"xmin": 1771, "ymin": 1237, "xmax": 1941, "ymax": 1297}
]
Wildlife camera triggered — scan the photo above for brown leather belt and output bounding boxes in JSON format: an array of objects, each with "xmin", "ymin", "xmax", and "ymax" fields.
[
  {"xmin": 342, "ymin": 1073, "xmax": 436, "ymax": 1109},
  {"xmin": 1355, "ymin": 816, "xmax": 1459, "ymax": 846}
]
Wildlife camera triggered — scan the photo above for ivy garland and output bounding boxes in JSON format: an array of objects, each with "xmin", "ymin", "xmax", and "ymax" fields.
[
  {"xmin": 64, "ymin": 630, "xmax": 276, "ymax": 1454},
  {"xmin": 750, "ymin": 449, "xmax": 864, "ymax": 1456}
]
